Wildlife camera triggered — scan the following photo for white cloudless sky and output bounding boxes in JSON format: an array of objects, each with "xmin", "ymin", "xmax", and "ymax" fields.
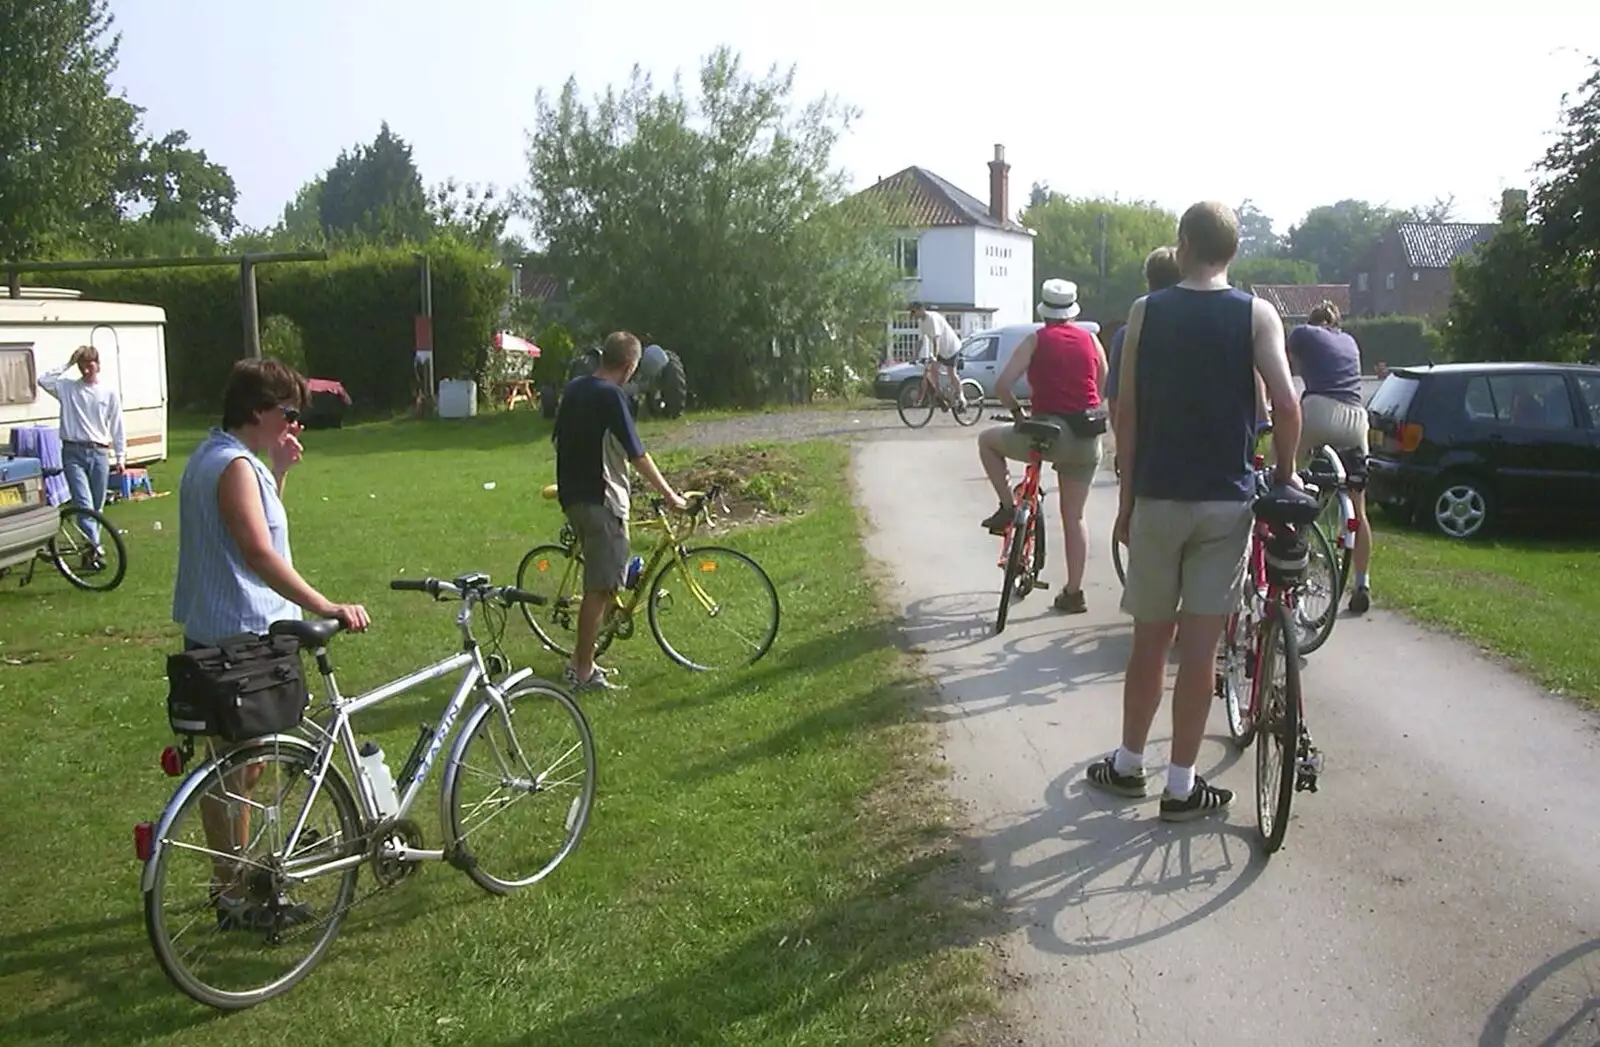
[{"xmin": 106, "ymin": 0, "xmax": 1600, "ymax": 237}]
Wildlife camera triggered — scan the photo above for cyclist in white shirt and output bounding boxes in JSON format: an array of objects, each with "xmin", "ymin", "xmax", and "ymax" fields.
[{"xmin": 910, "ymin": 302, "xmax": 966, "ymax": 410}]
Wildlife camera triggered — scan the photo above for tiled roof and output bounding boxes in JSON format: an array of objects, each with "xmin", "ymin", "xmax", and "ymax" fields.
[
  {"xmin": 853, "ymin": 166, "xmax": 1031, "ymax": 235},
  {"xmin": 1253, "ymin": 284, "xmax": 1350, "ymax": 319},
  {"xmin": 517, "ymin": 271, "xmax": 565, "ymax": 301},
  {"xmin": 1397, "ymin": 222, "xmax": 1497, "ymax": 268}
]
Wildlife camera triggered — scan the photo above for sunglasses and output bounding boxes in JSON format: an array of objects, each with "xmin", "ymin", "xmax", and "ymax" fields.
[{"xmin": 278, "ymin": 405, "xmax": 301, "ymax": 424}]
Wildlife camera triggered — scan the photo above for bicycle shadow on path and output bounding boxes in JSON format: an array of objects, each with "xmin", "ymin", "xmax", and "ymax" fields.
[{"xmin": 1480, "ymin": 935, "xmax": 1600, "ymax": 1047}]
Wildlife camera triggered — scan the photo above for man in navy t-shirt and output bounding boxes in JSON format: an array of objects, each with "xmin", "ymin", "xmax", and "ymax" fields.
[{"xmin": 552, "ymin": 331, "xmax": 686, "ymax": 691}]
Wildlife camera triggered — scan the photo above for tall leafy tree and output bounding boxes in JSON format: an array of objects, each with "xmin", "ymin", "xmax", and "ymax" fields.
[
  {"xmin": 1285, "ymin": 199, "xmax": 1405, "ymax": 282},
  {"xmin": 1235, "ymin": 199, "xmax": 1282, "ymax": 259},
  {"xmin": 0, "ymin": 0, "xmax": 141, "ymax": 258},
  {"xmin": 522, "ymin": 46, "xmax": 897, "ymax": 406},
  {"xmin": 318, "ymin": 122, "xmax": 434, "ymax": 244},
  {"xmin": 1449, "ymin": 58, "xmax": 1600, "ymax": 362},
  {"xmin": 1021, "ymin": 193, "xmax": 1177, "ymax": 323}
]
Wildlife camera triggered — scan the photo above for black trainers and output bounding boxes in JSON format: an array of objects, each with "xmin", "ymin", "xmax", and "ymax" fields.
[
  {"xmin": 1053, "ymin": 589, "xmax": 1087, "ymax": 614},
  {"xmin": 1348, "ymin": 585, "xmax": 1370, "ymax": 615},
  {"xmin": 981, "ymin": 504, "xmax": 1014, "ymax": 535},
  {"xmin": 1158, "ymin": 776, "xmax": 1234, "ymax": 822},
  {"xmin": 1085, "ymin": 754, "xmax": 1149, "ymax": 798}
]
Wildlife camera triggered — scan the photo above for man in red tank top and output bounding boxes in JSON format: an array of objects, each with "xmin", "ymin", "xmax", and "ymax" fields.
[{"xmin": 977, "ymin": 280, "xmax": 1109, "ymax": 613}]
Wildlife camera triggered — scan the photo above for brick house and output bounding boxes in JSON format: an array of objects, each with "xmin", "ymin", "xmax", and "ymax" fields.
[
  {"xmin": 1347, "ymin": 222, "xmax": 1496, "ymax": 319},
  {"xmin": 1251, "ymin": 283, "xmax": 1351, "ymax": 324}
]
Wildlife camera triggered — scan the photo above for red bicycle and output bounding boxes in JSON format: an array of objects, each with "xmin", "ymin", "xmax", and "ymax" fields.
[
  {"xmin": 993, "ymin": 417, "xmax": 1058, "ymax": 634},
  {"xmin": 1214, "ymin": 456, "xmax": 1325, "ymax": 854}
]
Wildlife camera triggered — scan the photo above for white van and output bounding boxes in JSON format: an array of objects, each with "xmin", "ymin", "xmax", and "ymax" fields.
[
  {"xmin": 0, "ymin": 289, "xmax": 170, "ymax": 465},
  {"xmin": 872, "ymin": 321, "xmax": 1103, "ymax": 403}
]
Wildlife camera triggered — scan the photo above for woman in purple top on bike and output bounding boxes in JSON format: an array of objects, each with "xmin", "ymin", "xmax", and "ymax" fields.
[{"xmin": 1286, "ymin": 301, "xmax": 1372, "ymax": 614}]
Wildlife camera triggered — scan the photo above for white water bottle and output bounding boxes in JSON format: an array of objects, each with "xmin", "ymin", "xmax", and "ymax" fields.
[{"xmin": 357, "ymin": 741, "xmax": 399, "ymax": 818}]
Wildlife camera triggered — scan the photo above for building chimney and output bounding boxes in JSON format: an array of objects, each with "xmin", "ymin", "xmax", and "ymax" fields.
[
  {"xmin": 988, "ymin": 144, "xmax": 1010, "ymax": 223},
  {"xmin": 1499, "ymin": 187, "xmax": 1528, "ymax": 224}
]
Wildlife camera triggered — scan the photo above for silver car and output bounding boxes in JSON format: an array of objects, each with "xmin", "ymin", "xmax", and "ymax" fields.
[{"xmin": 872, "ymin": 321, "xmax": 1103, "ymax": 403}]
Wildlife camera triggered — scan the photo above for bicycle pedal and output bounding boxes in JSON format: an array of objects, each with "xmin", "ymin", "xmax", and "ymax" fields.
[
  {"xmin": 1031, "ymin": 579, "xmax": 1050, "ymax": 591},
  {"xmin": 1296, "ymin": 773, "xmax": 1320, "ymax": 793}
]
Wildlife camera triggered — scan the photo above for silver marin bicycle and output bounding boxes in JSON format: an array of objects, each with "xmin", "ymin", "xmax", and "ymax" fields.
[{"xmin": 139, "ymin": 572, "xmax": 598, "ymax": 1010}]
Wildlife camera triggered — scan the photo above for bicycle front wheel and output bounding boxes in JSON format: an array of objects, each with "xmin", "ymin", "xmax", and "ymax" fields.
[
  {"xmin": 144, "ymin": 737, "xmax": 362, "ymax": 1010},
  {"xmin": 50, "ymin": 505, "xmax": 127, "ymax": 591},
  {"xmin": 446, "ymin": 678, "xmax": 597, "ymax": 894},
  {"xmin": 1255, "ymin": 601, "xmax": 1302, "ymax": 854},
  {"xmin": 515, "ymin": 543, "xmax": 581, "ymax": 656},
  {"xmin": 896, "ymin": 377, "xmax": 935, "ymax": 428},
  {"xmin": 648, "ymin": 545, "xmax": 781, "ymax": 670}
]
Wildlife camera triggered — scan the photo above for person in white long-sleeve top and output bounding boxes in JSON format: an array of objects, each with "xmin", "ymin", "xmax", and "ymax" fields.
[{"xmin": 37, "ymin": 345, "xmax": 125, "ymax": 567}]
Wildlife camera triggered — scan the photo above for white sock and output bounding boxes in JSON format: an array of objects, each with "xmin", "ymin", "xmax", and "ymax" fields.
[
  {"xmin": 1166, "ymin": 763, "xmax": 1196, "ymax": 800},
  {"xmin": 1112, "ymin": 746, "xmax": 1144, "ymax": 776}
]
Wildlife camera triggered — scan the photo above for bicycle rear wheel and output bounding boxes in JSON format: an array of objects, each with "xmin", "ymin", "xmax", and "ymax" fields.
[
  {"xmin": 515, "ymin": 543, "xmax": 581, "ymax": 657},
  {"xmin": 144, "ymin": 737, "xmax": 362, "ymax": 1010},
  {"xmin": 1254, "ymin": 601, "xmax": 1301, "ymax": 854},
  {"xmin": 1111, "ymin": 524, "xmax": 1127, "ymax": 588},
  {"xmin": 951, "ymin": 379, "xmax": 985, "ymax": 427},
  {"xmin": 49, "ymin": 505, "xmax": 127, "ymax": 591},
  {"xmin": 1217, "ymin": 607, "xmax": 1257, "ymax": 747},
  {"xmin": 896, "ymin": 378, "xmax": 935, "ymax": 428},
  {"xmin": 1293, "ymin": 523, "xmax": 1340, "ymax": 657},
  {"xmin": 995, "ymin": 503, "xmax": 1030, "ymax": 634}
]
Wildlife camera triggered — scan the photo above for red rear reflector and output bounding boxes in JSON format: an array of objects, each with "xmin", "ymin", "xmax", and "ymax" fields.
[
  {"xmin": 1347, "ymin": 517, "xmax": 1359, "ymax": 532},
  {"xmin": 1252, "ymin": 454, "xmax": 1265, "ymax": 469},
  {"xmin": 160, "ymin": 746, "xmax": 185, "ymax": 777},
  {"xmin": 134, "ymin": 822, "xmax": 154, "ymax": 861}
]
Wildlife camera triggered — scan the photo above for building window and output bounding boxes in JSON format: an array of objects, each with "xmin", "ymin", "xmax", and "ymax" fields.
[
  {"xmin": 1384, "ymin": 272, "xmax": 1396, "ymax": 291},
  {"xmin": 887, "ymin": 311, "xmax": 921, "ymax": 363},
  {"xmin": 1356, "ymin": 272, "xmax": 1369, "ymax": 292},
  {"xmin": 0, "ymin": 345, "xmax": 36, "ymax": 406},
  {"xmin": 891, "ymin": 236, "xmax": 919, "ymax": 278}
]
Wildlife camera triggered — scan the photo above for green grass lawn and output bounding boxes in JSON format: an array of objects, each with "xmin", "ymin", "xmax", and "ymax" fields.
[
  {"xmin": 1370, "ymin": 517, "xmax": 1600, "ymax": 704},
  {"xmin": 0, "ymin": 411, "xmax": 992, "ymax": 1045}
]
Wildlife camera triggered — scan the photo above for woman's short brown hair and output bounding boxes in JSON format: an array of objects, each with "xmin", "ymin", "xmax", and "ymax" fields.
[
  {"xmin": 221, "ymin": 358, "xmax": 309, "ymax": 430},
  {"xmin": 1308, "ymin": 301, "xmax": 1342, "ymax": 328},
  {"xmin": 1143, "ymin": 246, "xmax": 1181, "ymax": 292}
]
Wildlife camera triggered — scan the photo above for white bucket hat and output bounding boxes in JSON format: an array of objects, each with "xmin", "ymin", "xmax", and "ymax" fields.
[{"xmin": 1037, "ymin": 279, "xmax": 1081, "ymax": 321}]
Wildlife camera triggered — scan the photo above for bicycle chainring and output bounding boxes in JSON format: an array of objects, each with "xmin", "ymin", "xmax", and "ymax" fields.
[{"xmin": 368, "ymin": 817, "xmax": 426, "ymax": 887}]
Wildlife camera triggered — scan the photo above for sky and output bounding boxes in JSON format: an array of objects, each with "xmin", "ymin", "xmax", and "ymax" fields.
[{"xmin": 105, "ymin": 0, "xmax": 1600, "ymax": 240}]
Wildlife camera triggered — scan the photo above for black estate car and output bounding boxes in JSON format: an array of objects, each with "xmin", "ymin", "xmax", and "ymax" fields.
[{"xmin": 1365, "ymin": 361, "xmax": 1600, "ymax": 539}]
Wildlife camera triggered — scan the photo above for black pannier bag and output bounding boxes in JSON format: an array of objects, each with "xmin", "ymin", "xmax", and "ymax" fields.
[{"xmin": 166, "ymin": 633, "xmax": 309, "ymax": 743}]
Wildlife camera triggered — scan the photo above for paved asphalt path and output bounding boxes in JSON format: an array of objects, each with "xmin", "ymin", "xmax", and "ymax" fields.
[{"xmin": 854, "ymin": 423, "xmax": 1600, "ymax": 1047}]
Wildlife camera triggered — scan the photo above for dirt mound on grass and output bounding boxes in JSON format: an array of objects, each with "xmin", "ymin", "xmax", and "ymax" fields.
[{"xmin": 629, "ymin": 447, "xmax": 806, "ymax": 530}]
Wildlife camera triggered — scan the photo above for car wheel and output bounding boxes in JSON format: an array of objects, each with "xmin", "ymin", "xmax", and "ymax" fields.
[{"xmin": 1429, "ymin": 474, "xmax": 1494, "ymax": 539}]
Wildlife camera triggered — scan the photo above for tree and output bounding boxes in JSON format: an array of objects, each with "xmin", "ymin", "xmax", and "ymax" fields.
[
  {"xmin": 1533, "ymin": 57, "xmax": 1600, "ymax": 341},
  {"xmin": 522, "ymin": 46, "xmax": 898, "ymax": 406},
  {"xmin": 1021, "ymin": 193, "xmax": 1177, "ymax": 324},
  {"xmin": 0, "ymin": 0, "xmax": 141, "ymax": 259},
  {"xmin": 427, "ymin": 178, "xmax": 510, "ymax": 253},
  {"xmin": 318, "ymin": 122, "xmax": 434, "ymax": 244},
  {"xmin": 1285, "ymin": 199, "xmax": 1404, "ymax": 282},
  {"xmin": 1235, "ymin": 199, "xmax": 1282, "ymax": 259},
  {"xmin": 111, "ymin": 129, "xmax": 239, "ymax": 256},
  {"xmin": 1231, "ymin": 257, "xmax": 1321, "ymax": 291},
  {"xmin": 1448, "ymin": 58, "xmax": 1600, "ymax": 362}
]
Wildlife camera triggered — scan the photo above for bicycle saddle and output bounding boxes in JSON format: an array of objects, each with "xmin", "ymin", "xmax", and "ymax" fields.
[
  {"xmin": 1014, "ymin": 419, "xmax": 1062, "ymax": 444},
  {"xmin": 1253, "ymin": 483, "xmax": 1321, "ymax": 527},
  {"xmin": 268, "ymin": 618, "xmax": 345, "ymax": 647}
]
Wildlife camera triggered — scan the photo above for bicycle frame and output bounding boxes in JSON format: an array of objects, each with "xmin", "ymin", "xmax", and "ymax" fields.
[
  {"xmin": 549, "ymin": 489, "xmax": 724, "ymax": 621},
  {"xmin": 995, "ymin": 451, "xmax": 1045, "ymax": 570},
  {"xmin": 141, "ymin": 590, "xmax": 535, "ymax": 895}
]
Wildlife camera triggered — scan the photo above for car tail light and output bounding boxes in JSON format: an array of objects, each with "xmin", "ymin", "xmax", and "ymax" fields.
[
  {"xmin": 1397, "ymin": 422, "xmax": 1424, "ymax": 452},
  {"xmin": 134, "ymin": 822, "xmax": 154, "ymax": 861},
  {"xmin": 1252, "ymin": 454, "xmax": 1265, "ymax": 469},
  {"xmin": 160, "ymin": 745, "xmax": 185, "ymax": 777}
]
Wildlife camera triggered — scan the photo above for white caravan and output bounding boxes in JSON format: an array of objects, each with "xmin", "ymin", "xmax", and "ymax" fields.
[{"xmin": 0, "ymin": 288, "xmax": 169, "ymax": 465}]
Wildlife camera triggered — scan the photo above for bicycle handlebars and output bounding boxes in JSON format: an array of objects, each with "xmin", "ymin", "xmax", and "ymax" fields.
[
  {"xmin": 649, "ymin": 483, "xmax": 725, "ymax": 518},
  {"xmin": 390, "ymin": 575, "xmax": 547, "ymax": 606}
]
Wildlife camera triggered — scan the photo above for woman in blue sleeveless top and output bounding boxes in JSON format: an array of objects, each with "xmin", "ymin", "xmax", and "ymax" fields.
[{"xmin": 171, "ymin": 358, "xmax": 370, "ymax": 928}]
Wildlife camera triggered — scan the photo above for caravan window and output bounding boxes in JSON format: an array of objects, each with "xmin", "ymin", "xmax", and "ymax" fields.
[{"xmin": 0, "ymin": 345, "xmax": 36, "ymax": 406}]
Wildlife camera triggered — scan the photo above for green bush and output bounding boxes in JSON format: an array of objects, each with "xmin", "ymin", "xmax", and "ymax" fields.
[
  {"xmin": 21, "ymin": 242, "xmax": 506, "ymax": 412},
  {"xmin": 1343, "ymin": 316, "xmax": 1443, "ymax": 370}
]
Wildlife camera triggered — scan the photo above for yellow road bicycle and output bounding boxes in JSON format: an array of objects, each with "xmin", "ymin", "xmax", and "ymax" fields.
[{"xmin": 515, "ymin": 483, "xmax": 781, "ymax": 671}]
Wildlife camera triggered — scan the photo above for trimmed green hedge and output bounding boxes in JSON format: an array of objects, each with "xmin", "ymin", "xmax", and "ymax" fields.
[
  {"xmin": 21, "ymin": 243, "xmax": 506, "ymax": 413},
  {"xmin": 1343, "ymin": 316, "xmax": 1444, "ymax": 370}
]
